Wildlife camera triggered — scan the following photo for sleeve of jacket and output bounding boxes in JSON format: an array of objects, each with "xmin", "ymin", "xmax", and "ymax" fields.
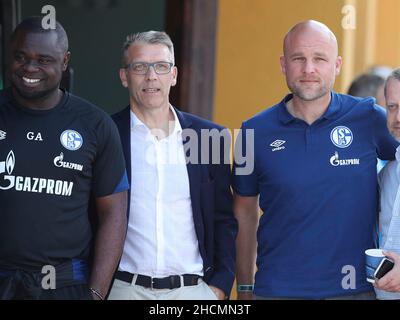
[{"xmin": 207, "ymin": 128, "xmax": 238, "ymax": 297}]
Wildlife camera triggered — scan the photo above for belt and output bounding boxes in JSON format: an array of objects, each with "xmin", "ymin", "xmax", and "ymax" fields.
[{"xmin": 115, "ymin": 271, "xmax": 201, "ymax": 289}]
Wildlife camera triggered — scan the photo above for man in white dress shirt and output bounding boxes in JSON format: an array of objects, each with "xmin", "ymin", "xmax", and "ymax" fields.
[
  {"xmin": 108, "ymin": 31, "xmax": 237, "ymax": 300},
  {"xmin": 375, "ymin": 68, "xmax": 400, "ymax": 299}
]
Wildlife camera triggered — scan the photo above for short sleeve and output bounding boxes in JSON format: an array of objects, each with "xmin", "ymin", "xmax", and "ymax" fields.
[
  {"xmin": 92, "ymin": 114, "xmax": 129, "ymax": 197},
  {"xmin": 232, "ymin": 122, "xmax": 259, "ymax": 196}
]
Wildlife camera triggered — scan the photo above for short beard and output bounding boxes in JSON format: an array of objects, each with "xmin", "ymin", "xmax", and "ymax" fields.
[{"xmin": 288, "ymin": 83, "xmax": 328, "ymax": 102}]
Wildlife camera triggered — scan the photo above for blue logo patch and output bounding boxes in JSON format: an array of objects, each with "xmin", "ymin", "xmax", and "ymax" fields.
[
  {"xmin": 330, "ymin": 126, "xmax": 353, "ymax": 148},
  {"xmin": 60, "ymin": 130, "xmax": 83, "ymax": 151}
]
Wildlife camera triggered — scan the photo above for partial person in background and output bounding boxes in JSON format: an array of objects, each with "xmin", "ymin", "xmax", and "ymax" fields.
[
  {"xmin": 347, "ymin": 73, "xmax": 387, "ymax": 171},
  {"xmin": 368, "ymin": 65, "xmax": 393, "ymax": 109},
  {"xmin": 374, "ymin": 68, "xmax": 400, "ymax": 299},
  {"xmin": 369, "ymin": 65, "xmax": 393, "ymax": 80},
  {"xmin": 348, "ymin": 73, "xmax": 385, "ymax": 107}
]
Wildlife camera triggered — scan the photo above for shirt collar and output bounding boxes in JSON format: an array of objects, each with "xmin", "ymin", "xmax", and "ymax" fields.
[
  {"xmin": 322, "ymin": 91, "xmax": 341, "ymax": 120},
  {"xmin": 130, "ymin": 109, "xmax": 145, "ymax": 128},
  {"xmin": 396, "ymin": 145, "xmax": 400, "ymax": 162},
  {"xmin": 130, "ymin": 105, "xmax": 182, "ymax": 136},
  {"xmin": 278, "ymin": 91, "xmax": 341, "ymax": 124},
  {"xmin": 170, "ymin": 105, "xmax": 183, "ymax": 135}
]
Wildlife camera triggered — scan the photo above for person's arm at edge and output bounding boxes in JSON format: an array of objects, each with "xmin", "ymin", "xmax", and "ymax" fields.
[
  {"xmin": 234, "ymin": 192, "xmax": 259, "ymax": 300},
  {"xmin": 89, "ymin": 191, "xmax": 127, "ymax": 300}
]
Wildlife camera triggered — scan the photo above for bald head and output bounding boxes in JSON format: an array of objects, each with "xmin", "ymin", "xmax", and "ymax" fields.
[
  {"xmin": 283, "ymin": 20, "xmax": 338, "ymax": 57},
  {"xmin": 279, "ymin": 20, "xmax": 342, "ymax": 104}
]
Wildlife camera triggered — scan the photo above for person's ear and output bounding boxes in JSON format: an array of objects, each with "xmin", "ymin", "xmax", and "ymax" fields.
[
  {"xmin": 62, "ymin": 52, "xmax": 71, "ymax": 71},
  {"xmin": 335, "ymin": 56, "xmax": 343, "ymax": 76},
  {"xmin": 171, "ymin": 66, "xmax": 178, "ymax": 86},
  {"xmin": 280, "ymin": 56, "xmax": 286, "ymax": 75},
  {"xmin": 119, "ymin": 68, "xmax": 128, "ymax": 88}
]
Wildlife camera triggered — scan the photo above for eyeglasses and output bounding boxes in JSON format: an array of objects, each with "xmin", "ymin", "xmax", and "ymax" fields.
[{"xmin": 125, "ymin": 61, "xmax": 174, "ymax": 75}]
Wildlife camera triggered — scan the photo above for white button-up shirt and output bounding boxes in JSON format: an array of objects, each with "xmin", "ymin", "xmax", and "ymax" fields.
[
  {"xmin": 376, "ymin": 146, "xmax": 400, "ymax": 299},
  {"xmin": 118, "ymin": 106, "xmax": 203, "ymax": 278}
]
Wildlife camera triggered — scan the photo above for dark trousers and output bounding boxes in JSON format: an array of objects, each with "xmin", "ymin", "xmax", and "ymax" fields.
[
  {"xmin": 0, "ymin": 261, "xmax": 91, "ymax": 300},
  {"xmin": 36, "ymin": 284, "xmax": 93, "ymax": 300},
  {"xmin": 0, "ymin": 276, "xmax": 93, "ymax": 300}
]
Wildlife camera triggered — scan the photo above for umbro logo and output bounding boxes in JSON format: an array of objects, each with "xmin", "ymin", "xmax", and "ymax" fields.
[
  {"xmin": 0, "ymin": 131, "xmax": 6, "ymax": 141},
  {"xmin": 270, "ymin": 139, "xmax": 286, "ymax": 152}
]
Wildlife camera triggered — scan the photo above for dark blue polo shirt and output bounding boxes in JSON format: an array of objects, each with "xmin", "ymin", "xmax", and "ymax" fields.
[{"xmin": 233, "ymin": 92, "xmax": 398, "ymax": 299}]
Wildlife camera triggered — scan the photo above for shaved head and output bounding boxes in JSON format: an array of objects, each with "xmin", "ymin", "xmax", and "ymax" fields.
[
  {"xmin": 279, "ymin": 20, "xmax": 342, "ymax": 104},
  {"xmin": 10, "ymin": 16, "xmax": 69, "ymax": 54},
  {"xmin": 283, "ymin": 20, "xmax": 338, "ymax": 57}
]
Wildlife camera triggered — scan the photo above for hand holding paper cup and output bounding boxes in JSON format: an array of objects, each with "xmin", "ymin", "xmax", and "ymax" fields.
[{"xmin": 365, "ymin": 249, "xmax": 394, "ymax": 283}]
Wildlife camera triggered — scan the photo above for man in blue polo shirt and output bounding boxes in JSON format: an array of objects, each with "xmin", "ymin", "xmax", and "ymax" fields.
[{"xmin": 233, "ymin": 20, "xmax": 398, "ymax": 299}]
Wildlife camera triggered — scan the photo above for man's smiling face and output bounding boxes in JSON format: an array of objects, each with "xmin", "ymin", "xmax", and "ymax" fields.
[{"xmin": 10, "ymin": 31, "xmax": 69, "ymax": 106}]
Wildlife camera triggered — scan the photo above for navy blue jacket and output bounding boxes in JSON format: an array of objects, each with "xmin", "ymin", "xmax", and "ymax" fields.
[{"xmin": 112, "ymin": 106, "xmax": 237, "ymax": 296}]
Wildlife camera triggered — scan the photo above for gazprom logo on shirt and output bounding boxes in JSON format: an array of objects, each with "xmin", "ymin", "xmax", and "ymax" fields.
[
  {"xmin": 330, "ymin": 151, "xmax": 360, "ymax": 167},
  {"xmin": 60, "ymin": 130, "xmax": 83, "ymax": 151},
  {"xmin": 330, "ymin": 126, "xmax": 353, "ymax": 148},
  {"xmin": 53, "ymin": 153, "xmax": 83, "ymax": 171},
  {"xmin": 0, "ymin": 150, "xmax": 74, "ymax": 196}
]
